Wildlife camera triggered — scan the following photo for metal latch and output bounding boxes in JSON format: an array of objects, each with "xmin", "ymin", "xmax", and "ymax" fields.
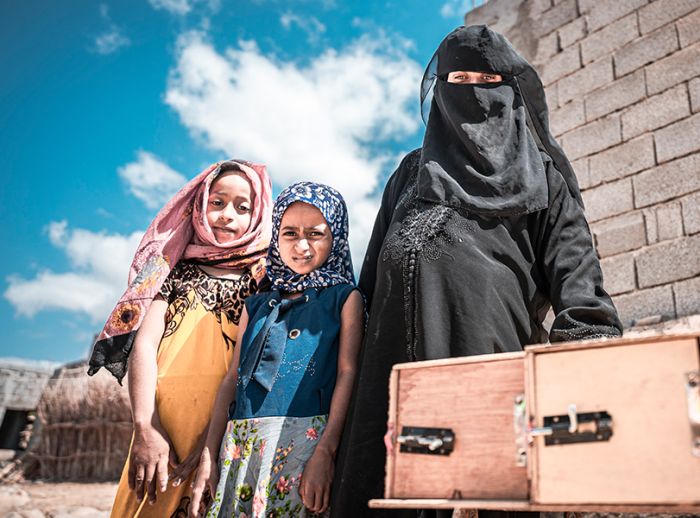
[
  {"xmin": 396, "ymin": 426, "xmax": 455, "ymax": 455},
  {"xmin": 685, "ymin": 371, "xmax": 700, "ymax": 457},
  {"xmin": 530, "ymin": 404, "xmax": 613, "ymax": 446}
]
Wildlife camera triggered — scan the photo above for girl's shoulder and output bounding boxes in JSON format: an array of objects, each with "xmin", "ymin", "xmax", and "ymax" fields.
[
  {"xmin": 244, "ymin": 289, "xmax": 277, "ymax": 314},
  {"xmin": 316, "ymin": 284, "xmax": 361, "ymax": 314}
]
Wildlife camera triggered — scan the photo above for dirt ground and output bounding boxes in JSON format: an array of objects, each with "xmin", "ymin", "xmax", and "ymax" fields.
[{"xmin": 0, "ymin": 481, "xmax": 117, "ymax": 517}]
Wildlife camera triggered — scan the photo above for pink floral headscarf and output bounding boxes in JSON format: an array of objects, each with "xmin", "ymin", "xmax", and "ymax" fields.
[{"xmin": 88, "ymin": 159, "xmax": 272, "ymax": 381}]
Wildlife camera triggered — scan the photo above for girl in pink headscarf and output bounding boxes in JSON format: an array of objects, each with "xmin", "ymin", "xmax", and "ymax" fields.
[{"xmin": 88, "ymin": 159, "xmax": 273, "ymax": 518}]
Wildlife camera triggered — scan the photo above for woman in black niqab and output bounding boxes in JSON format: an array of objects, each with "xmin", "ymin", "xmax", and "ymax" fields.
[{"xmin": 331, "ymin": 26, "xmax": 622, "ymax": 518}]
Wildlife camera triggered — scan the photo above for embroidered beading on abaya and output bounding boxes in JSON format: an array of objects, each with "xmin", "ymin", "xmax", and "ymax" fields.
[{"xmin": 331, "ymin": 26, "xmax": 622, "ymax": 518}]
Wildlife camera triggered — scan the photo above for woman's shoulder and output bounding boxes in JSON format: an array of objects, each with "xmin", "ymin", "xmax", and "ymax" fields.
[
  {"xmin": 389, "ymin": 148, "xmax": 422, "ymax": 186},
  {"xmin": 539, "ymin": 151, "xmax": 585, "ymax": 210},
  {"xmin": 378, "ymin": 148, "xmax": 422, "ymax": 210}
]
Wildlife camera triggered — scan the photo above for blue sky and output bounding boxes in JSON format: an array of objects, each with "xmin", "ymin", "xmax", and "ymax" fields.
[{"xmin": 1, "ymin": 0, "xmax": 479, "ymax": 363}]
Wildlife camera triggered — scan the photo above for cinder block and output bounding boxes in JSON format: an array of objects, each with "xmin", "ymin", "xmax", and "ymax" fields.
[
  {"xmin": 613, "ymin": 284, "xmax": 676, "ymax": 328},
  {"xmin": 571, "ymin": 157, "xmax": 591, "ymax": 189},
  {"xmin": 676, "ymin": 6, "xmax": 700, "ymax": 47},
  {"xmin": 690, "ymin": 78, "xmax": 700, "ymax": 113},
  {"xmin": 681, "ymin": 190, "xmax": 700, "ymax": 234},
  {"xmin": 655, "ymin": 202, "xmax": 684, "ymax": 240},
  {"xmin": 558, "ymin": 16, "xmax": 587, "ymax": 48},
  {"xmin": 534, "ymin": 31, "xmax": 560, "ymax": 68},
  {"xmin": 600, "ymin": 252, "xmax": 636, "ymax": 295},
  {"xmin": 540, "ymin": 45, "xmax": 582, "ymax": 85},
  {"xmin": 558, "ymin": 56, "xmax": 614, "ymax": 104},
  {"xmin": 584, "ymin": 69, "xmax": 646, "ymax": 121},
  {"xmin": 535, "ymin": 0, "xmax": 579, "ymax": 37},
  {"xmin": 585, "ymin": 0, "xmax": 648, "ymax": 32},
  {"xmin": 621, "ymin": 84, "xmax": 690, "ymax": 140},
  {"xmin": 581, "ymin": 177, "xmax": 634, "ymax": 222},
  {"xmin": 550, "ymin": 99, "xmax": 585, "ymax": 135},
  {"xmin": 635, "ymin": 233, "xmax": 700, "ymax": 287},
  {"xmin": 674, "ymin": 276, "xmax": 700, "ymax": 317},
  {"xmin": 581, "ymin": 13, "xmax": 639, "ymax": 65},
  {"xmin": 588, "ymin": 134, "xmax": 655, "ymax": 185},
  {"xmin": 591, "ymin": 211, "xmax": 647, "ymax": 256},
  {"xmin": 613, "ymin": 24, "xmax": 680, "ymax": 77},
  {"xmin": 645, "ymin": 42, "xmax": 700, "ymax": 94},
  {"xmin": 633, "ymin": 153, "xmax": 700, "ymax": 207},
  {"xmin": 638, "ymin": 0, "xmax": 700, "ymax": 34},
  {"xmin": 531, "ymin": 0, "xmax": 554, "ymax": 15},
  {"xmin": 560, "ymin": 113, "xmax": 621, "ymax": 160},
  {"xmin": 578, "ymin": 0, "xmax": 595, "ymax": 13},
  {"xmin": 654, "ymin": 111, "xmax": 700, "ymax": 163},
  {"xmin": 643, "ymin": 208, "xmax": 658, "ymax": 244},
  {"xmin": 545, "ymin": 83, "xmax": 559, "ymax": 109}
]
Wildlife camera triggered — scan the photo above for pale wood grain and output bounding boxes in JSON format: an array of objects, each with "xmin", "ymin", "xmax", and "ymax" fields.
[
  {"xmin": 369, "ymin": 498, "xmax": 700, "ymax": 512},
  {"xmin": 532, "ymin": 337, "xmax": 700, "ymax": 504},
  {"xmin": 388, "ymin": 356, "xmax": 528, "ymax": 500}
]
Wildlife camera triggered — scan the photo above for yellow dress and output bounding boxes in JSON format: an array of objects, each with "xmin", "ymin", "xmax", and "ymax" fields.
[{"xmin": 111, "ymin": 262, "xmax": 258, "ymax": 518}]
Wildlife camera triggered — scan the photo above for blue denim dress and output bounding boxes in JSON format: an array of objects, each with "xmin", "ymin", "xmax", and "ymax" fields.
[{"xmin": 208, "ymin": 284, "xmax": 355, "ymax": 518}]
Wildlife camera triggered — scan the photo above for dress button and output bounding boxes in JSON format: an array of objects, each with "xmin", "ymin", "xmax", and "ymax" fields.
[{"xmin": 289, "ymin": 329, "xmax": 301, "ymax": 339}]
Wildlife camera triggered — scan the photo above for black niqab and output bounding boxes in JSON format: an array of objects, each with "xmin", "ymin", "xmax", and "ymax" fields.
[{"xmin": 419, "ymin": 25, "xmax": 583, "ymax": 215}]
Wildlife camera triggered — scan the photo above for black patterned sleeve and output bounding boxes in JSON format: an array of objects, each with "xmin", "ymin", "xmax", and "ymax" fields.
[{"xmin": 536, "ymin": 162, "xmax": 623, "ymax": 342}]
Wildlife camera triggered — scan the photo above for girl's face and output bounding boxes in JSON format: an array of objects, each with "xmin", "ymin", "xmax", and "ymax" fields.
[
  {"xmin": 206, "ymin": 172, "xmax": 253, "ymax": 242},
  {"xmin": 278, "ymin": 202, "xmax": 332, "ymax": 275}
]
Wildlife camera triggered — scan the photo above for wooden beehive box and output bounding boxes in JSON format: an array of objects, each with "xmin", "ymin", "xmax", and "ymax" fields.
[{"xmin": 372, "ymin": 332, "xmax": 700, "ymax": 513}]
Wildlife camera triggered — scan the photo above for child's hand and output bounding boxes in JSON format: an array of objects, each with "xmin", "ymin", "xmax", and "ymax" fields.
[
  {"xmin": 128, "ymin": 421, "xmax": 177, "ymax": 505},
  {"xmin": 188, "ymin": 446, "xmax": 219, "ymax": 518},
  {"xmin": 299, "ymin": 446, "xmax": 334, "ymax": 514},
  {"xmin": 170, "ymin": 425, "xmax": 208, "ymax": 487}
]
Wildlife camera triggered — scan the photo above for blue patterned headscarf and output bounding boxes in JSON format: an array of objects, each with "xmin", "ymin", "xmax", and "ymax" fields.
[{"xmin": 267, "ymin": 181, "xmax": 355, "ymax": 292}]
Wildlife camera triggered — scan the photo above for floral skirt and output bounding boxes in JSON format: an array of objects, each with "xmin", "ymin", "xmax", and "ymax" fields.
[{"xmin": 207, "ymin": 415, "xmax": 329, "ymax": 518}]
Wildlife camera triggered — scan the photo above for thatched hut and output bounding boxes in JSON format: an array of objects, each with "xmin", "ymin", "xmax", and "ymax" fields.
[
  {"xmin": 32, "ymin": 361, "xmax": 132, "ymax": 481},
  {"xmin": 7, "ymin": 361, "xmax": 133, "ymax": 482}
]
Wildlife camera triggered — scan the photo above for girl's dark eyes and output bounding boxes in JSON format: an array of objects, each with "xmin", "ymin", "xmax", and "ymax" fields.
[{"xmin": 210, "ymin": 199, "xmax": 223, "ymax": 207}]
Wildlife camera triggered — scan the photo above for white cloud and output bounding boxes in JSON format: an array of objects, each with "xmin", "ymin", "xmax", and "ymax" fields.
[
  {"xmin": 94, "ymin": 4, "xmax": 130, "ymax": 55},
  {"xmin": 148, "ymin": 0, "xmax": 192, "ymax": 15},
  {"xmin": 94, "ymin": 27, "xmax": 131, "ymax": 55},
  {"xmin": 147, "ymin": 0, "xmax": 220, "ymax": 16},
  {"xmin": 280, "ymin": 12, "xmax": 326, "ymax": 44},
  {"xmin": 440, "ymin": 0, "xmax": 482, "ymax": 18},
  {"xmin": 4, "ymin": 222, "xmax": 142, "ymax": 321},
  {"xmin": 164, "ymin": 31, "xmax": 422, "ymax": 261},
  {"xmin": 118, "ymin": 151, "xmax": 188, "ymax": 209}
]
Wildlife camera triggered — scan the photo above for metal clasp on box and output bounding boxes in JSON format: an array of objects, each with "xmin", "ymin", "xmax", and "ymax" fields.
[
  {"xmin": 513, "ymin": 396, "xmax": 613, "ymax": 466},
  {"xmin": 531, "ymin": 404, "xmax": 613, "ymax": 446},
  {"xmin": 396, "ymin": 426, "xmax": 455, "ymax": 456},
  {"xmin": 685, "ymin": 370, "xmax": 700, "ymax": 457}
]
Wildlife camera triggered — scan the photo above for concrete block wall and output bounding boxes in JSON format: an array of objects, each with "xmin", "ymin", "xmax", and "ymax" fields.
[{"xmin": 468, "ymin": 0, "xmax": 700, "ymax": 328}]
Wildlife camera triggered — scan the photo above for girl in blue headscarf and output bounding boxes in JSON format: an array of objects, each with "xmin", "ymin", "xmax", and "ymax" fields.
[{"xmin": 190, "ymin": 182, "xmax": 365, "ymax": 518}]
